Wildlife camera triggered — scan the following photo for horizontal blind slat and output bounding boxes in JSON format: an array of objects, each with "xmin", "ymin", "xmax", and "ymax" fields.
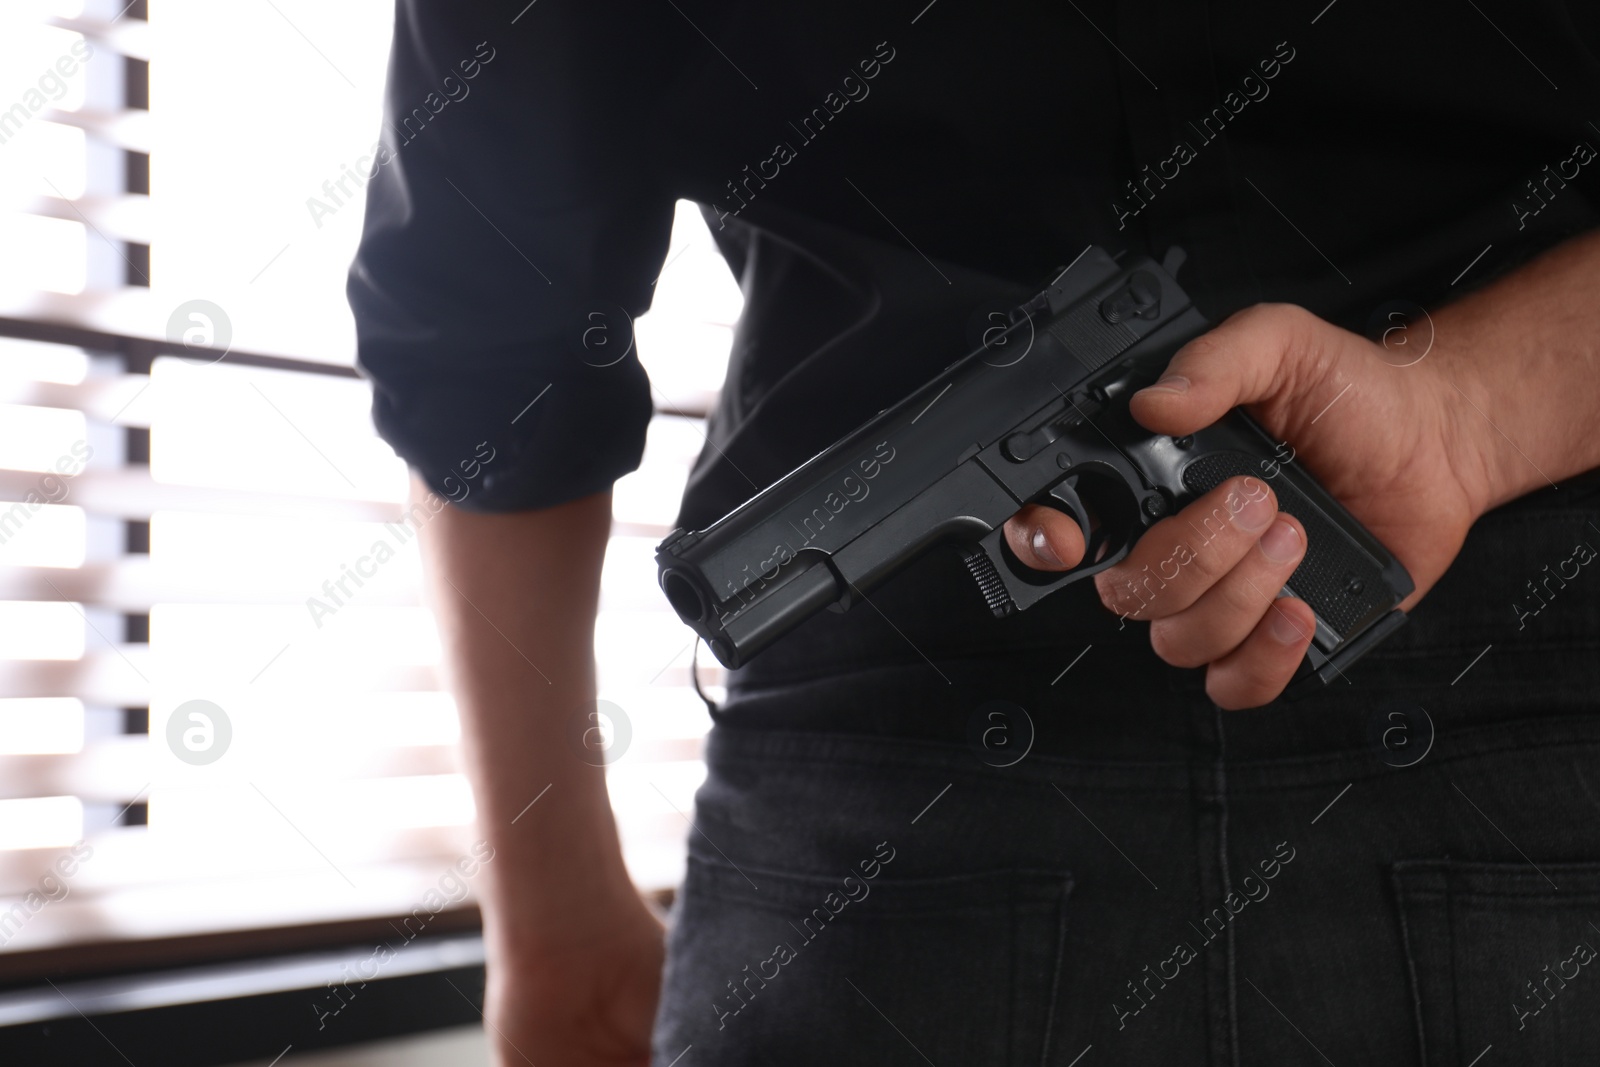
[
  {"xmin": 0, "ymin": 468, "xmax": 679, "ymax": 537},
  {"xmin": 0, "ymin": 377, "xmax": 151, "ymax": 427},
  {"xmin": 38, "ymin": 108, "xmax": 153, "ymax": 155},
  {"xmin": 0, "ymin": 562, "xmax": 690, "ymax": 612},
  {"xmin": 46, "ymin": 13, "xmax": 154, "ymax": 61},
  {"xmin": 0, "ymin": 653, "xmax": 452, "ymax": 703},
  {"xmin": 0, "ymin": 743, "xmax": 469, "ymax": 803},
  {"xmin": 20, "ymin": 194, "xmax": 153, "ymax": 248}
]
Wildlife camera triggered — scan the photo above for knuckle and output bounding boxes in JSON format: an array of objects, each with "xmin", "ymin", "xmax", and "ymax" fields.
[
  {"xmin": 1205, "ymin": 675, "xmax": 1241, "ymax": 710},
  {"xmin": 1149, "ymin": 619, "xmax": 1208, "ymax": 669},
  {"xmin": 1273, "ymin": 305, "xmax": 1333, "ymax": 380},
  {"xmin": 1225, "ymin": 301, "xmax": 1295, "ymax": 336},
  {"xmin": 1211, "ymin": 477, "xmax": 1276, "ymax": 530},
  {"xmin": 1094, "ymin": 569, "xmax": 1139, "ymax": 618},
  {"xmin": 1177, "ymin": 331, "xmax": 1226, "ymax": 365},
  {"xmin": 1232, "ymin": 303, "xmax": 1323, "ymax": 396},
  {"xmin": 1092, "ymin": 570, "xmax": 1118, "ymax": 610},
  {"xmin": 1259, "ymin": 301, "xmax": 1309, "ymax": 330},
  {"xmin": 1240, "ymin": 302, "xmax": 1310, "ymax": 344},
  {"xmin": 1180, "ymin": 533, "xmax": 1235, "ymax": 587},
  {"xmin": 1219, "ymin": 571, "xmax": 1274, "ymax": 620},
  {"xmin": 1221, "ymin": 475, "xmax": 1276, "ymax": 520},
  {"xmin": 1238, "ymin": 658, "xmax": 1290, "ymax": 708},
  {"xmin": 1231, "ymin": 473, "xmax": 1275, "ymax": 506},
  {"xmin": 1206, "ymin": 667, "xmax": 1272, "ymax": 711}
]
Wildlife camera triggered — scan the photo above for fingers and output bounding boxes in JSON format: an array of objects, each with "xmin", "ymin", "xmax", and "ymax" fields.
[
  {"xmin": 1128, "ymin": 303, "xmax": 1330, "ymax": 437},
  {"xmin": 1096, "ymin": 474, "xmax": 1314, "ymax": 707},
  {"xmin": 1204, "ymin": 595, "xmax": 1317, "ymax": 709},
  {"xmin": 1006, "ymin": 472, "xmax": 1317, "ymax": 707},
  {"xmin": 1146, "ymin": 514, "xmax": 1306, "ymax": 667},
  {"xmin": 1003, "ymin": 502, "xmax": 1088, "ymax": 571},
  {"xmin": 1093, "ymin": 476, "xmax": 1278, "ymax": 622}
]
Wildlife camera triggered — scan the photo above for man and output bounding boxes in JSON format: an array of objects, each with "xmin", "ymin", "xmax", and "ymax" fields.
[{"xmin": 350, "ymin": 1, "xmax": 1600, "ymax": 1062}]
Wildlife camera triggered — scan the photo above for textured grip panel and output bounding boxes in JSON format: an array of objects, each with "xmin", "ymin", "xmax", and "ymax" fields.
[{"xmin": 1181, "ymin": 452, "xmax": 1385, "ymax": 636}]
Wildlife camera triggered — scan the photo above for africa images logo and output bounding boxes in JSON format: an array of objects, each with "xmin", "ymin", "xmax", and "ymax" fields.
[{"xmin": 718, "ymin": 440, "xmax": 897, "ymax": 619}]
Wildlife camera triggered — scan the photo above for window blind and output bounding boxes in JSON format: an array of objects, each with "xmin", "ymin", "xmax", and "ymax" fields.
[{"xmin": 0, "ymin": 0, "xmax": 736, "ymax": 978}]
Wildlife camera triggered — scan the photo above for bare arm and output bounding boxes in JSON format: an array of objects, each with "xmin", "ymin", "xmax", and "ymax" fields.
[
  {"xmin": 1436, "ymin": 228, "xmax": 1600, "ymax": 509},
  {"xmin": 416, "ymin": 481, "xmax": 661, "ymax": 1066}
]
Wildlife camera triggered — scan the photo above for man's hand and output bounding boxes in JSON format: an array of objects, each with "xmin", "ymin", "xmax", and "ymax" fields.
[
  {"xmin": 487, "ymin": 889, "xmax": 664, "ymax": 1066},
  {"xmin": 1004, "ymin": 302, "xmax": 1493, "ymax": 708}
]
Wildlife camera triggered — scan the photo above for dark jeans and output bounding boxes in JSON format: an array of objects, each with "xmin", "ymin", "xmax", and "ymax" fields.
[{"xmin": 651, "ymin": 488, "xmax": 1600, "ymax": 1065}]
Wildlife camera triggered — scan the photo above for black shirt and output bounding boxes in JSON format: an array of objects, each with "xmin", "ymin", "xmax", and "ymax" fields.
[
  {"xmin": 351, "ymin": 0, "xmax": 1597, "ymax": 527},
  {"xmin": 349, "ymin": 0, "xmax": 1599, "ymax": 707}
]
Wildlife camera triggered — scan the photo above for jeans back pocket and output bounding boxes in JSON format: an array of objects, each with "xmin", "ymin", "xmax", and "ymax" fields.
[
  {"xmin": 653, "ymin": 854, "xmax": 1073, "ymax": 1067},
  {"xmin": 1394, "ymin": 860, "xmax": 1600, "ymax": 1065}
]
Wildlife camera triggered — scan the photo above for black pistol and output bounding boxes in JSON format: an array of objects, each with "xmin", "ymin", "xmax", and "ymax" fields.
[{"xmin": 655, "ymin": 247, "xmax": 1413, "ymax": 688}]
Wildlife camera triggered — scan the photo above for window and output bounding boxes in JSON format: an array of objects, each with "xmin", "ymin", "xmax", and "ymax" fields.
[{"xmin": 0, "ymin": 0, "xmax": 738, "ymax": 970}]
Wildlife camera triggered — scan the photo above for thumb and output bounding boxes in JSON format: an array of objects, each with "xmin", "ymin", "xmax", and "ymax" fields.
[{"xmin": 1129, "ymin": 303, "xmax": 1329, "ymax": 436}]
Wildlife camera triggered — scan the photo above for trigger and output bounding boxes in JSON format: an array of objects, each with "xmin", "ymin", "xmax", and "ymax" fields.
[{"xmin": 1045, "ymin": 480, "xmax": 1094, "ymax": 545}]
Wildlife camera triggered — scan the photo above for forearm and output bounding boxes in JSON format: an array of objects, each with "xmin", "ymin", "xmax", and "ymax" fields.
[
  {"xmin": 1434, "ymin": 228, "xmax": 1600, "ymax": 510},
  {"xmin": 414, "ymin": 480, "xmax": 633, "ymax": 955}
]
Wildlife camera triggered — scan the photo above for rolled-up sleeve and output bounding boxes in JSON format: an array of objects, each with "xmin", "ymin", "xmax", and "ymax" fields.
[{"xmin": 348, "ymin": 2, "xmax": 677, "ymax": 512}]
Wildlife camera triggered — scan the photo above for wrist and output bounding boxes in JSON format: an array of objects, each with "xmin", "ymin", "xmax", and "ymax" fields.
[
  {"xmin": 1411, "ymin": 351, "xmax": 1500, "ymax": 521},
  {"xmin": 1425, "ymin": 229, "xmax": 1600, "ymax": 512},
  {"xmin": 469, "ymin": 772, "xmax": 641, "ymax": 947},
  {"xmin": 480, "ymin": 831, "xmax": 640, "ymax": 946},
  {"xmin": 486, "ymin": 875, "xmax": 654, "ymax": 961}
]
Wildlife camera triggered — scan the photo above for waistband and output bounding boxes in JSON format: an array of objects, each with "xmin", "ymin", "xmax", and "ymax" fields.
[{"xmin": 703, "ymin": 705, "xmax": 1600, "ymax": 789}]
